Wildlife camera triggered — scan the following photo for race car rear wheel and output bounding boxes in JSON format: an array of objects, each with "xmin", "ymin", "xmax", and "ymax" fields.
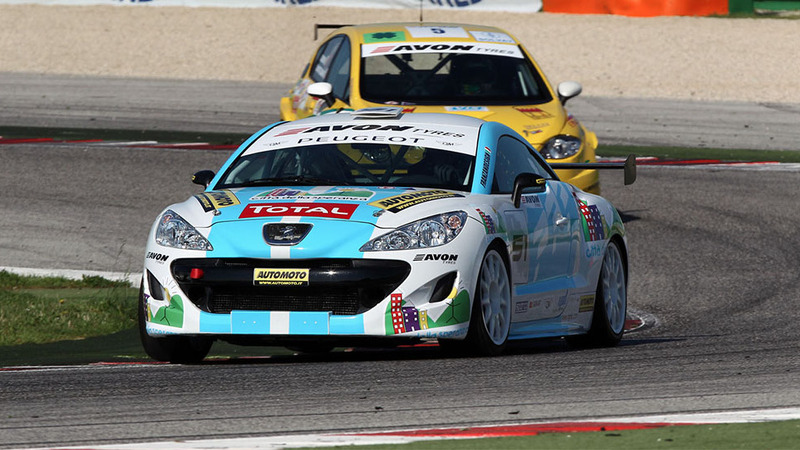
[
  {"xmin": 463, "ymin": 247, "xmax": 512, "ymax": 356},
  {"xmin": 138, "ymin": 282, "xmax": 212, "ymax": 364},
  {"xmin": 568, "ymin": 239, "xmax": 627, "ymax": 348}
]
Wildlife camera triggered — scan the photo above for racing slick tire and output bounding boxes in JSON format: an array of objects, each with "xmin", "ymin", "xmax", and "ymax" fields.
[
  {"xmin": 567, "ymin": 239, "xmax": 627, "ymax": 348},
  {"xmin": 138, "ymin": 282, "xmax": 212, "ymax": 364},
  {"xmin": 441, "ymin": 245, "xmax": 511, "ymax": 356}
]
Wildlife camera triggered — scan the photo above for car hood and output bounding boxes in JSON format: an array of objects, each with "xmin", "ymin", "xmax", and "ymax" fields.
[{"xmin": 168, "ymin": 186, "xmax": 469, "ymax": 259}]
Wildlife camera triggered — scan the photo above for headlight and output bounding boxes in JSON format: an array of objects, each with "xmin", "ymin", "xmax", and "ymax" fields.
[
  {"xmin": 360, "ymin": 211, "xmax": 467, "ymax": 252},
  {"xmin": 155, "ymin": 210, "xmax": 213, "ymax": 251},
  {"xmin": 541, "ymin": 135, "xmax": 582, "ymax": 159}
]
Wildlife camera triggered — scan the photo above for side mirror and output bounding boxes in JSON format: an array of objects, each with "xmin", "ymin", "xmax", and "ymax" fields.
[
  {"xmin": 307, "ymin": 82, "xmax": 336, "ymax": 111},
  {"xmin": 512, "ymin": 173, "xmax": 547, "ymax": 208},
  {"xmin": 192, "ymin": 170, "xmax": 215, "ymax": 188},
  {"xmin": 557, "ymin": 81, "xmax": 582, "ymax": 105}
]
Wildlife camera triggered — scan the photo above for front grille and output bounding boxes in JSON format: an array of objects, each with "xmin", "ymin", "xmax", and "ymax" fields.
[
  {"xmin": 171, "ymin": 258, "xmax": 410, "ymax": 315},
  {"xmin": 207, "ymin": 286, "xmax": 360, "ymax": 315}
]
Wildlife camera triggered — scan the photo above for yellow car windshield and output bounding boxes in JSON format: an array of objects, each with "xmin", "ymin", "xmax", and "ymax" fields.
[{"xmin": 360, "ymin": 52, "xmax": 551, "ymax": 105}]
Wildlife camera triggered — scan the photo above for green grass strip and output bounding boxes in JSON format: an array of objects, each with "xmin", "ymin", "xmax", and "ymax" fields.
[
  {"xmin": 0, "ymin": 271, "xmax": 138, "ymax": 346},
  {"xmin": 315, "ymin": 419, "xmax": 800, "ymax": 450}
]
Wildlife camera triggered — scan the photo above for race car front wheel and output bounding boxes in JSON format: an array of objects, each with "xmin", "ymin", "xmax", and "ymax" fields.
[
  {"xmin": 467, "ymin": 246, "xmax": 512, "ymax": 356},
  {"xmin": 138, "ymin": 282, "xmax": 212, "ymax": 364},
  {"xmin": 567, "ymin": 239, "xmax": 627, "ymax": 348}
]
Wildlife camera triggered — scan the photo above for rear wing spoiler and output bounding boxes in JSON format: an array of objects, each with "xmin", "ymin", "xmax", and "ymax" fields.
[
  {"xmin": 550, "ymin": 154, "xmax": 637, "ymax": 186},
  {"xmin": 314, "ymin": 23, "xmax": 352, "ymax": 40}
]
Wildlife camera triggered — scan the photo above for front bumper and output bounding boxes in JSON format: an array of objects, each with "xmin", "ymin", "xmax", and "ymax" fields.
[{"xmin": 143, "ymin": 254, "xmax": 476, "ymax": 341}]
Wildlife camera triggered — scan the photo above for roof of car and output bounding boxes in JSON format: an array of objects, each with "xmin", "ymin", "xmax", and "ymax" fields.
[{"xmin": 326, "ymin": 22, "xmax": 522, "ymax": 45}]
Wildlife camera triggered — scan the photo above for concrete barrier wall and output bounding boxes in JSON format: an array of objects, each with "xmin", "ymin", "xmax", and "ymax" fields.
[{"xmin": 0, "ymin": 0, "xmax": 544, "ymax": 11}]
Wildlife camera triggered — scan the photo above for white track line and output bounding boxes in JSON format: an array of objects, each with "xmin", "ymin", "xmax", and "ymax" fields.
[{"xmin": 49, "ymin": 407, "xmax": 800, "ymax": 450}]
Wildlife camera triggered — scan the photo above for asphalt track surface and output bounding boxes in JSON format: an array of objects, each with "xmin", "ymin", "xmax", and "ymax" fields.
[{"xmin": 1, "ymin": 74, "xmax": 799, "ymax": 448}]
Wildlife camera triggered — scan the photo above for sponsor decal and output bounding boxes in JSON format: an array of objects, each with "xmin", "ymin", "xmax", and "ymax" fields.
[
  {"xmin": 363, "ymin": 31, "xmax": 407, "ymax": 43},
  {"xmin": 476, "ymin": 208, "xmax": 496, "ymax": 234},
  {"xmin": 251, "ymin": 187, "xmax": 375, "ymax": 201},
  {"xmin": 521, "ymin": 195, "xmax": 543, "ymax": 207},
  {"xmin": 299, "ymin": 135, "xmax": 422, "ymax": 145},
  {"xmin": 514, "ymin": 107, "xmax": 554, "ymax": 120},
  {"xmin": 585, "ymin": 241, "xmax": 604, "ymax": 259},
  {"xmin": 369, "ymin": 190, "xmax": 463, "ymax": 213},
  {"xmin": 405, "ymin": 26, "xmax": 469, "ymax": 39},
  {"xmin": 515, "ymin": 301, "xmax": 529, "ymax": 314},
  {"xmin": 567, "ymin": 114, "xmax": 579, "ymax": 127},
  {"xmin": 253, "ymin": 268, "xmax": 309, "ymax": 286},
  {"xmin": 363, "ymin": 42, "xmax": 523, "ymax": 58},
  {"xmin": 194, "ymin": 190, "xmax": 240, "ymax": 212},
  {"xmin": 579, "ymin": 294, "xmax": 595, "ymax": 312},
  {"xmin": 445, "ymin": 106, "xmax": 489, "ymax": 112},
  {"xmin": 239, "ymin": 202, "xmax": 357, "ymax": 219},
  {"xmin": 575, "ymin": 194, "xmax": 607, "ymax": 242},
  {"xmin": 469, "ymin": 31, "xmax": 515, "ymax": 44},
  {"xmin": 146, "ymin": 252, "xmax": 168, "ymax": 262},
  {"xmin": 390, "ymin": 293, "xmax": 408, "ymax": 334},
  {"xmin": 413, "ymin": 253, "xmax": 458, "ymax": 264},
  {"xmin": 276, "ymin": 123, "xmax": 464, "ymax": 139},
  {"xmin": 387, "ymin": 290, "xmax": 470, "ymax": 335},
  {"xmin": 490, "ymin": 206, "xmax": 507, "ymax": 233},
  {"xmin": 275, "ymin": 124, "xmax": 414, "ymax": 136},
  {"xmin": 148, "ymin": 290, "xmax": 183, "ymax": 328},
  {"xmin": 480, "ymin": 146, "xmax": 492, "ymax": 187}
]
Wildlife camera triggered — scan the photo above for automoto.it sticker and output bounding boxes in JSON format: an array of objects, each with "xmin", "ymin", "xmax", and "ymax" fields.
[
  {"xmin": 368, "ymin": 190, "xmax": 463, "ymax": 213},
  {"xmin": 253, "ymin": 268, "xmax": 310, "ymax": 286},
  {"xmin": 194, "ymin": 190, "xmax": 240, "ymax": 212}
]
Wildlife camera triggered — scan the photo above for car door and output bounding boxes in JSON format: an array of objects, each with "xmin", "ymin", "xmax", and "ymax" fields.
[
  {"xmin": 493, "ymin": 135, "xmax": 579, "ymax": 315},
  {"xmin": 295, "ymin": 35, "xmax": 352, "ymax": 119}
]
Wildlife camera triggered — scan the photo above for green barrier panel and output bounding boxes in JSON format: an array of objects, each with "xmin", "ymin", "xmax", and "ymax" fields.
[
  {"xmin": 755, "ymin": 0, "xmax": 800, "ymax": 10},
  {"xmin": 734, "ymin": 0, "xmax": 800, "ymax": 11},
  {"xmin": 729, "ymin": 0, "xmax": 754, "ymax": 12}
]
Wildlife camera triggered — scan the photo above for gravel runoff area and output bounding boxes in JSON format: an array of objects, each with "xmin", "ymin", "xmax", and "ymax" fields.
[{"xmin": 1, "ymin": 5, "xmax": 798, "ymax": 104}]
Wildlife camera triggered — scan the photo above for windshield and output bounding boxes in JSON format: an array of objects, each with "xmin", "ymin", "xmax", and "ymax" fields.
[
  {"xmin": 360, "ymin": 52, "xmax": 551, "ymax": 105},
  {"xmin": 216, "ymin": 143, "xmax": 475, "ymax": 191}
]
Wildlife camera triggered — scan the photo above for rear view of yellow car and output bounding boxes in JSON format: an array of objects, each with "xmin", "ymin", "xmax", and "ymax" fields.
[{"xmin": 280, "ymin": 23, "xmax": 600, "ymax": 193}]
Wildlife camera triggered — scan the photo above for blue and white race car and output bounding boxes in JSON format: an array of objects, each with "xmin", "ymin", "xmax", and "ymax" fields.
[{"xmin": 139, "ymin": 108, "xmax": 635, "ymax": 363}]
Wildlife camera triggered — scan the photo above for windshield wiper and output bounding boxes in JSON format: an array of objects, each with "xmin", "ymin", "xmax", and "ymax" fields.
[{"xmin": 236, "ymin": 176, "xmax": 352, "ymax": 187}]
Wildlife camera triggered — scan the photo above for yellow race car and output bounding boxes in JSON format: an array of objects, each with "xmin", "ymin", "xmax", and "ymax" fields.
[{"xmin": 280, "ymin": 23, "xmax": 600, "ymax": 193}]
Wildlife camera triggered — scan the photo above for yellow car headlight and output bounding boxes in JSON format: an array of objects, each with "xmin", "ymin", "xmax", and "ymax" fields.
[{"xmin": 541, "ymin": 135, "xmax": 582, "ymax": 159}]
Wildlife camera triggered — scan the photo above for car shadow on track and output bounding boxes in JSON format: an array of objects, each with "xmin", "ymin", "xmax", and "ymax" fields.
[{"xmin": 193, "ymin": 335, "xmax": 683, "ymax": 366}]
